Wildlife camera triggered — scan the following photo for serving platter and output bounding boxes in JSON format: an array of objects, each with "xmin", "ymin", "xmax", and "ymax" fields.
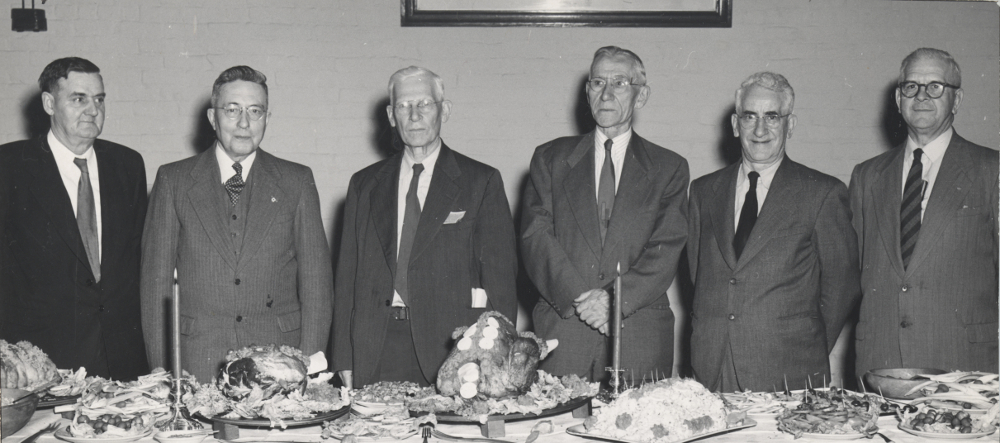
[
  {"xmin": 324, "ymin": 430, "xmax": 417, "ymax": 441},
  {"xmin": 799, "ymin": 432, "xmax": 866, "ymax": 440},
  {"xmin": 54, "ymin": 427, "xmax": 154, "ymax": 443},
  {"xmin": 565, "ymin": 418, "xmax": 757, "ymax": 443},
  {"xmin": 411, "ymin": 396, "xmax": 591, "ymax": 438},
  {"xmin": 897, "ymin": 423, "xmax": 997, "ymax": 439},
  {"xmin": 201, "ymin": 406, "xmax": 349, "ymax": 440}
]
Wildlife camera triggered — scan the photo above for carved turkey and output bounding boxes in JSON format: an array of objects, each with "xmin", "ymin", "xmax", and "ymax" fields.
[{"xmin": 218, "ymin": 344, "xmax": 309, "ymax": 400}]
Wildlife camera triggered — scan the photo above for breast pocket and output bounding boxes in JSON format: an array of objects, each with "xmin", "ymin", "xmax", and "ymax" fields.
[{"xmin": 439, "ymin": 216, "xmax": 476, "ymax": 232}]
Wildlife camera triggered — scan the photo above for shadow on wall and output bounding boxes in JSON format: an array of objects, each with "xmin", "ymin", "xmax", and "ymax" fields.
[
  {"xmin": 572, "ymin": 74, "xmax": 596, "ymax": 136},
  {"xmin": 878, "ymin": 81, "xmax": 907, "ymax": 150},
  {"xmin": 189, "ymin": 96, "xmax": 215, "ymax": 155},
  {"xmin": 21, "ymin": 91, "xmax": 48, "ymax": 139},
  {"xmin": 716, "ymin": 105, "xmax": 741, "ymax": 166}
]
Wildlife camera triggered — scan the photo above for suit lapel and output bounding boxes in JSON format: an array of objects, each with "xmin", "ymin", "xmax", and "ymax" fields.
[
  {"xmin": 186, "ymin": 150, "xmax": 238, "ymax": 271},
  {"xmin": 735, "ymin": 158, "xmax": 805, "ymax": 270},
  {"xmin": 410, "ymin": 144, "xmax": 461, "ymax": 263},
  {"xmin": 708, "ymin": 163, "xmax": 739, "ymax": 271},
  {"xmin": 601, "ymin": 134, "xmax": 654, "ymax": 263},
  {"xmin": 237, "ymin": 149, "xmax": 287, "ymax": 271},
  {"xmin": 370, "ymin": 154, "xmax": 402, "ymax": 274},
  {"xmin": 870, "ymin": 147, "xmax": 906, "ymax": 277},
  {"xmin": 563, "ymin": 132, "xmax": 602, "ymax": 260}
]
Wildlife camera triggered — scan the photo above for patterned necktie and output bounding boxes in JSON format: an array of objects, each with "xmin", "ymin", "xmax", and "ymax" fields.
[
  {"xmin": 900, "ymin": 148, "xmax": 924, "ymax": 269},
  {"xmin": 733, "ymin": 171, "xmax": 759, "ymax": 260},
  {"xmin": 598, "ymin": 138, "xmax": 616, "ymax": 244},
  {"xmin": 73, "ymin": 158, "xmax": 101, "ymax": 282},
  {"xmin": 225, "ymin": 162, "xmax": 245, "ymax": 206},
  {"xmin": 394, "ymin": 163, "xmax": 424, "ymax": 305}
]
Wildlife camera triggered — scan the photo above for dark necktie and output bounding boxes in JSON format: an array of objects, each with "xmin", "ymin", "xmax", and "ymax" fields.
[
  {"xmin": 598, "ymin": 138, "xmax": 616, "ymax": 244},
  {"xmin": 73, "ymin": 158, "xmax": 101, "ymax": 282},
  {"xmin": 225, "ymin": 162, "xmax": 245, "ymax": 206},
  {"xmin": 900, "ymin": 149, "xmax": 924, "ymax": 269},
  {"xmin": 395, "ymin": 163, "xmax": 424, "ymax": 305},
  {"xmin": 733, "ymin": 171, "xmax": 760, "ymax": 260}
]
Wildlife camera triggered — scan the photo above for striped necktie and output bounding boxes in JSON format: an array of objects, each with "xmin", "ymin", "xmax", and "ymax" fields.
[{"xmin": 900, "ymin": 149, "xmax": 924, "ymax": 269}]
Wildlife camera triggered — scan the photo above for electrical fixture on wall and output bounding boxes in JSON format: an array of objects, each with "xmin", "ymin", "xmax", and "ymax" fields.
[{"xmin": 12, "ymin": 0, "xmax": 46, "ymax": 32}]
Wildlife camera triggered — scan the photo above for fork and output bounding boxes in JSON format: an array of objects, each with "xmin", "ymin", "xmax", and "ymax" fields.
[
  {"xmin": 22, "ymin": 422, "xmax": 61, "ymax": 443},
  {"xmin": 421, "ymin": 426, "xmax": 431, "ymax": 443},
  {"xmin": 873, "ymin": 432, "xmax": 894, "ymax": 442}
]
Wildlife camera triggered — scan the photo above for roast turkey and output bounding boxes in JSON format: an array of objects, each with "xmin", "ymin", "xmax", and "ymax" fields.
[
  {"xmin": 218, "ymin": 344, "xmax": 309, "ymax": 400},
  {"xmin": 0, "ymin": 339, "xmax": 60, "ymax": 390}
]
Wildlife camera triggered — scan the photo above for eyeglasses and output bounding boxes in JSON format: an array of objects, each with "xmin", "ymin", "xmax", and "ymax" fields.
[
  {"xmin": 898, "ymin": 81, "xmax": 958, "ymax": 99},
  {"xmin": 393, "ymin": 99, "xmax": 442, "ymax": 114},
  {"xmin": 737, "ymin": 112, "xmax": 790, "ymax": 128},
  {"xmin": 587, "ymin": 77, "xmax": 643, "ymax": 93},
  {"xmin": 216, "ymin": 105, "xmax": 268, "ymax": 121}
]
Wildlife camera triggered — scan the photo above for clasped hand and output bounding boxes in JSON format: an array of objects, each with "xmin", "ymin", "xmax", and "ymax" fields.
[{"xmin": 574, "ymin": 289, "xmax": 611, "ymax": 336}]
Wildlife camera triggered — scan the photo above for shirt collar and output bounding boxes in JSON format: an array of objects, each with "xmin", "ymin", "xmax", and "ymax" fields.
[
  {"xmin": 402, "ymin": 141, "xmax": 442, "ymax": 174},
  {"xmin": 48, "ymin": 130, "xmax": 95, "ymax": 163},
  {"xmin": 595, "ymin": 128, "xmax": 632, "ymax": 154},
  {"xmin": 905, "ymin": 127, "xmax": 951, "ymax": 166},
  {"xmin": 215, "ymin": 144, "xmax": 257, "ymax": 183},
  {"xmin": 738, "ymin": 156, "xmax": 783, "ymax": 191}
]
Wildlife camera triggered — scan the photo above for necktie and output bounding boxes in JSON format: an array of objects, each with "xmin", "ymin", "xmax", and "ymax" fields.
[
  {"xmin": 598, "ymin": 138, "xmax": 616, "ymax": 244},
  {"xmin": 74, "ymin": 158, "xmax": 101, "ymax": 282},
  {"xmin": 733, "ymin": 171, "xmax": 759, "ymax": 260},
  {"xmin": 395, "ymin": 163, "xmax": 424, "ymax": 305},
  {"xmin": 900, "ymin": 148, "xmax": 924, "ymax": 269},
  {"xmin": 225, "ymin": 162, "xmax": 245, "ymax": 206}
]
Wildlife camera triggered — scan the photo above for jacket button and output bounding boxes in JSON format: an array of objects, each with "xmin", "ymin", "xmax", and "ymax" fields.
[
  {"xmin": 86, "ymin": 279, "xmax": 95, "ymax": 286},
  {"xmin": 98, "ymin": 305, "xmax": 105, "ymax": 312},
  {"xmin": 236, "ymin": 315, "xmax": 243, "ymax": 322},
  {"xmin": 235, "ymin": 278, "xmax": 241, "ymax": 285},
  {"xmin": 729, "ymin": 278, "xmax": 737, "ymax": 285},
  {"xmin": 900, "ymin": 320, "xmax": 909, "ymax": 328},
  {"xmin": 598, "ymin": 273, "xmax": 605, "ymax": 280},
  {"xmin": 728, "ymin": 314, "xmax": 736, "ymax": 320},
  {"xmin": 901, "ymin": 285, "xmax": 909, "ymax": 292},
  {"xmin": 232, "ymin": 214, "xmax": 237, "ymax": 220}
]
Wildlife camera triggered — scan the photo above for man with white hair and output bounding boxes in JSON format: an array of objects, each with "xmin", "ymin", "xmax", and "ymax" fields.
[
  {"xmin": 333, "ymin": 66, "xmax": 518, "ymax": 388},
  {"xmin": 687, "ymin": 72, "xmax": 860, "ymax": 392}
]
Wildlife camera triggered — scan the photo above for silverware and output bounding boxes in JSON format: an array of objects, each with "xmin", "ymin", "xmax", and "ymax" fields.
[
  {"xmin": 22, "ymin": 422, "xmax": 61, "ymax": 443},
  {"xmin": 874, "ymin": 432, "xmax": 894, "ymax": 442},
  {"xmin": 421, "ymin": 426, "xmax": 431, "ymax": 443},
  {"xmin": 431, "ymin": 429, "xmax": 511, "ymax": 443}
]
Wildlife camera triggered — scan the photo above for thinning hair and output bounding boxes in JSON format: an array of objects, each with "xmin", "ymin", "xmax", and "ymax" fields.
[
  {"xmin": 735, "ymin": 71, "xmax": 795, "ymax": 114},
  {"xmin": 592, "ymin": 46, "xmax": 647, "ymax": 86},
  {"xmin": 387, "ymin": 66, "xmax": 445, "ymax": 105},
  {"xmin": 899, "ymin": 48, "xmax": 961, "ymax": 87},
  {"xmin": 38, "ymin": 57, "xmax": 101, "ymax": 93},
  {"xmin": 211, "ymin": 66, "xmax": 268, "ymax": 107}
]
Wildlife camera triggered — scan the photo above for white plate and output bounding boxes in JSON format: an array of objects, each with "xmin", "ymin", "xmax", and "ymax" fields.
[
  {"xmin": 354, "ymin": 400, "xmax": 402, "ymax": 408},
  {"xmin": 54, "ymin": 427, "xmax": 154, "ymax": 443},
  {"xmin": 800, "ymin": 432, "xmax": 866, "ymax": 440},
  {"xmin": 898, "ymin": 424, "xmax": 997, "ymax": 439},
  {"xmin": 566, "ymin": 419, "xmax": 756, "ymax": 443}
]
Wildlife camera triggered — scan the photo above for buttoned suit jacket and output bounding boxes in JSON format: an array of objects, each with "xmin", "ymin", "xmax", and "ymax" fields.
[
  {"xmin": 0, "ymin": 136, "xmax": 150, "ymax": 381},
  {"xmin": 687, "ymin": 157, "xmax": 860, "ymax": 392},
  {"xmin": 850, "ymin": 134, "xmax": 998, "ymax": 375},
  {"xmin": 333, "ymin": 144, "xmax": 518, "ymax": 387},
  {"xmin": 140, "ymin": 148, "xmax": 333, "ymax": 383},
  {"xmin": 520, "ymin": 131, "xmax": 689, "ymax": 381}
]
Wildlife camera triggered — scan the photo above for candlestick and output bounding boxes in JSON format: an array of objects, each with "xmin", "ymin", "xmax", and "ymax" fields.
[
  {"xmin": 613, "ymin": 262, "xmax": 623, "ymax": 394},
  {"xmin": 167, "ymin": 268, "xmax": 202, "ymax": 430}
]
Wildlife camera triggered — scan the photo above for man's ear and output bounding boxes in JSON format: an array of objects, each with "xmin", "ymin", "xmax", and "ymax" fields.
[
  {"xmin": 894, "ymin": 88, "xmax": 902, "ymax": 114},
  {"xmin": 206, "ymin": 107, "xmax": 218, "ymax": 131},
  {"xmin": 952, "ymin": 88, "xmax": 963, "ymax": 115},
  {"xmin": 786, "ymin": 114, "xmax": 797, "ymax": 139},
  {"xmin": 440, "ymin": 100, "xmax": 453, "ymax": 123},
  {"xmin": 42, "ymin": 92, "xmax": 55, "ymax": 116},
  {"xmin": 730, "ymin": 114, "xmax": 740, "ymax": 138},
  {"xmin": 634, "ymin": 85, "xmax": 651, "ymax": 110},
  {"xmin": 386, "ymin": 105, "xmax": 395, "ymax": 127}
]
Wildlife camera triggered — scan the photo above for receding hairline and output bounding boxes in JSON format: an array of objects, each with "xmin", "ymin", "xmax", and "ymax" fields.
[
  {"xmin": 591, "ymin": 47, "xmax": 647, "ymax": 85},
  {"xmin": 387, "ymin": 66, "xmax": 445, "ymax": 105},
  {"xmin": 899, "ymin": 48, "xmax": 962, "ymax": 87},
  {"xmin": 735, "ymin": 72, "xmax": 795, "ymax": 114}
]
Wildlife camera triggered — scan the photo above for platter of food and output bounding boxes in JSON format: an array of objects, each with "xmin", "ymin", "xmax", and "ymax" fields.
[
  {"xmin": 420, "ymin": 395, "xmax": 592, "ymax": 423},
  {"xmin": 54, "ymin": 426, "xmax": 155, "ymax": 443},
  {"xmin": 895, "ymin": 401, "xmax": 999, "ymax": 439},
  {"xmin": 321, "ymin": 404, "xmax": 419, "ymax": 441},
  {"xmin": 54, "ymin": 369, "xmax": 174, "ymax": 439},
  {"xmin": 205, "ymin": 405, "xmax": 349, "ymax": 427},
  {"xmin": 566, "ymin": 420, "xmax": 756, "ymax": 443},
  {"xmin": 776, "ymin": 387, "xmax": 883, "ymax": 439},
  {"xmin": 722, "ymin": 390, "xmax": 800, "ymax": 418},
  {"xmin": 2, "ymin": 340, "xmax": 89, "ymax": 408},
  {"xmin": 897, "ymin": 423, "xmax": 997, "ymax": 439}
]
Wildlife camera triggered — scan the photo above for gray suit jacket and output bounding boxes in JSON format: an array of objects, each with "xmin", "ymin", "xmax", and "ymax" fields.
[
  {"xmin": 520, "ymin": 132, "xmax": 689, "ymax": 382},
  {"xmin": 688, "ymin": 157, "xmax": 860, "ymax": 392},
  {"xmin": 850, "ymin": 133, "xmax": 998, "ymax": 375},
  {"xmin": 140, "ymin": 148, "xmax": 333, "ymax": 382}
]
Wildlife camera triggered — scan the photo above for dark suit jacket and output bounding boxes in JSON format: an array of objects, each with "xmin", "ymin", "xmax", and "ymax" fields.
[
  {"xmin": 850, "ymin": 133, "xmax": 998, "ymax": 375},
  {"xmin": 140, "ymin": 148, "xmax": 333, "ymax": 382},
  {"xmin": 333, "ymin": 144, "xmax": 518, "ymax": 386},
  {"xmin": 520, "ymin": 131, "xmax": 688, "ymax": 382},
  {"xmin": 0, "ymin": 136, "xmax": 149, "ymax": 381},
  {"xmin": 688, "ymin": 157, "xmax": 860, "ymax": 392}
]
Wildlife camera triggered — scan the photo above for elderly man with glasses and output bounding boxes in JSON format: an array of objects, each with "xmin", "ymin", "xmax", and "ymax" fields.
[
  {"xmin": 850, "ymin": 48, "xmax": 999, "ymax": 376},
  {"xmin": 520, "ymin": 46, "xmax": 689, "ymax": 384},
  {"xmin": 140, "ymin": 66, "xmax": 333, "ymax": 382},
  {"xmin": 687, "ymin": 72, "xmax": 860, "ymax": 392}
]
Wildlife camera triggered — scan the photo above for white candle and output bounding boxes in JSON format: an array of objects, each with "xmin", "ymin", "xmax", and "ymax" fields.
[
  {"xmin": 172, "ymin": 269, "xmax": 181, "ymax": 381},
  {"xmin": 613, "ymin": 262, "xmax": 623, "ymax": 392}
]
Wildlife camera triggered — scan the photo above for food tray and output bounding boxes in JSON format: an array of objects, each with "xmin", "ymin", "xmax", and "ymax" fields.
[
  {"xmin": 897, "ymin": 423, "xmax": 997, "ymax": 439},
  {"xmin": 566, "ymin": 418, "xmax": 757, "ymax": 443},
  {"xmin": 411, "ymin": 396, "xmax": 592, "ymax": 438},
  {"xmin": 201, "ymin": 405, "xmax": 349, "ymax": 440}
]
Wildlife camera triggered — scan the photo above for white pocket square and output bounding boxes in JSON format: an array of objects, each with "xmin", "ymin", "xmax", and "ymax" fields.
[{"xmin": 443, "ymin": 211, "xmax": 466, "ymax": 224}]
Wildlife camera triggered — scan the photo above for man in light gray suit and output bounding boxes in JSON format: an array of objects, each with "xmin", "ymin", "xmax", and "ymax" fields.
[
  {"xmin": 688, "ymin": 72, "xmax": 860, "ymax": 392},
  {"xmin": 851, "ymin": 48, "xmax": 998, "ymax": 375},
  {"xmin": 140, "ymin": 66, "xmax": 333, "ymax": 382}
]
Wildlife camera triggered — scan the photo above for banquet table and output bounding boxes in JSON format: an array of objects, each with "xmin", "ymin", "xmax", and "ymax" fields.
[{"xmin": 5, "ymin": 407, "xmax": 999, "ymax": 443}]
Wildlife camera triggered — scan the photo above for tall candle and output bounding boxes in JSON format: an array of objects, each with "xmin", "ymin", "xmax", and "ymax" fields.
[
  {"xmin": 172, "ymin": 269, "xmax": 181, "ymax": 383},
  {"xmin": 613, "ymin": 262, "xmax": 623, "ymax": 392}
]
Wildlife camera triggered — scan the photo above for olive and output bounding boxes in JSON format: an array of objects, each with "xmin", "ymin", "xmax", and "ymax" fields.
[
  {"xmin": 78, "ymin": 416, "xmax": 90, "ymax": 424},
  {"xmin": 961, "ymin": 417, "xmax": 973, "ymax": 426},
  {"xmin": 972, "ymin": 380, "xmax": 984, "ymax": 385},
  {"xmin": 935, "ymin": 385, "xmax": 950, "ymax": 393},
  {"xmin": 960, "ymin": 426, "xmax": 972, "ymax": 434},
  {"xmin": 880, "ymin": 403, "xmax": 891, "ymax": 412},
  {"xmin": 963, "ymin": 402, "xmax": 973, "ymax": 409},
  {"xmin": 851, "ymin": 400, "xmax": 862, "ymax": 407},
  {"xmin": 957, "ymin": 411, "xmax": 970, "ymax": 420},
  {"xmin": 952, "ymin": 418, "xmax": 962, "ymax": 428}
]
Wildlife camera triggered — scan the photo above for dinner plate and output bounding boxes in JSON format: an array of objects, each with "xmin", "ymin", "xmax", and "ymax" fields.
[
  {"xmin": 897, "ymin": 424, "xmax": 997, "ymax": 439},
  {"xmin": 565, "ymin": 418, "xmax": 757, "ymax": 443},
  {"xmin": 54, "ymin": 427, "xmax": 154, "ymax": 443},
  {"xmin": 799, "ymin": 432, "xmax": 866, "ymax": 440},
  {"xmin": 412, "ymin": 396, "xmax": 591, "ymax": 423},
  {"xmin": 39, "ymin": 394, "xmax": 81, "ymax": 408},
  {"xmin": 202, "ymin": 405, "xmax": 349, "ymax": 427}
]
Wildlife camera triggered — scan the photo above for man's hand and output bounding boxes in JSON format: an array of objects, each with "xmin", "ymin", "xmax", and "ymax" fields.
[
  {"xmin": 573, "ymin": 289, "xmax": 611, "ymax": 336},
  {"xmin": 338, "ymin": 370, "xmax": 353, "ymax": 390}
]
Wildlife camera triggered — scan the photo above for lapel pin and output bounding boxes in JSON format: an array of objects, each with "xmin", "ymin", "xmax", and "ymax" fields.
[{"xmin": 271, "ymin": 197, "xmax": 277, "ymax": 203}]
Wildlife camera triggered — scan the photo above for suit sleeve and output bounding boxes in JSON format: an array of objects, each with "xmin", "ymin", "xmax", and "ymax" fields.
[
  {"xmin": 619, "ymin": 157, "xmax": 690, "ymax": 317},
  {"xmin": 332, "ymin": 175, "xmax": 361, "ymax": 372},
  {"xmin": 140, "ymin": 166, "xmax": 179, "ymax": 370},
  {"xmin": 475, "ymin": 170, "xmax": 518, "ymax": 322},
  {"xmin": 687, "ymin": 180, "xmax": 701, "ymax": 285},
  {"xmin": 294, "ymin": 168, "xmax": 334, "ymax": 357},
  {"xmin": 519, "ymin": 145, "xmax": 590, "ymax": 318},
  {"xmin": 814, "ymin": 181, "xmax": 861, "ymax": 351}
]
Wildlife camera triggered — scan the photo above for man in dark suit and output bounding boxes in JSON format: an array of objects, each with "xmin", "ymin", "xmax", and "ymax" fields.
[
  {"xmin": 333, "ymin": 66, "xmax": 518, "ymax": 389},
  {"xmin": 688, "ymin": 72, "xmax": 860, "ymax": 392},
  {"xmin": 520, "ymin": 46, "xmax": 689, "ymax": 384},
  {"xmin": 0, "ymin": 57, "xmax": 149, "ymax": 381},
  {"xmin": 141, "ymin": 66, "xmax": 333, "ymax": 382},
  {"xmin": 851, "ymin": 48, "xmax": 998, "ymax": 375}
]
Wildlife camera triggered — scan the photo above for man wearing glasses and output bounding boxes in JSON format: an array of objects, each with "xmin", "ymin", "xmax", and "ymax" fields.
[
  {"xmin": 140, "ymin": 66, "xmax": 333, "ymax": 382},
  {"xmin": 521, "ymin": 47, "xmax": 689, "ymax": 384},
  {"xmin": 333, "ymin": 66, "xmax": 517, "ymax": 389},
  {"xmin": 850, "ymin": 48, "xmax": 998, "ymax": 376},
  {"xmin": 687, "ymin": 72, "xmax": 859, "ymax": 392}
]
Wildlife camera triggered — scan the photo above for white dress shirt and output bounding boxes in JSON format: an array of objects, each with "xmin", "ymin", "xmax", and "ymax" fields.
[
  {"xmin": 734, "ymin": 157, "xmax": 782, "ymax": 230},
  {"xmin": 594, "ymin": 128, "xmax": 630, "ymax": 200},
  {"xmin": 902, "ymin": 128, "xmax": 951, "ymax": 221},
  {"xmin": 392, "ymin": 145, "xmax": 442, "ymax": 307},
  {"xmin": 49, "ymin": 131, "xmax": 102, "ymax": 260},
  {"xmin": 215, "ymin": 145, "xmax": 257, "ymax": 184}
]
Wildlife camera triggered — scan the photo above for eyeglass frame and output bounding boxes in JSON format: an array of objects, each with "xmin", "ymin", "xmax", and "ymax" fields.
[
  {"xmin": 214, "ymin": 105, "xmax": 268, "ymax": 121},
  {"xmin": 897, "ymin": 81, "xmax": 959, "ymax": 99},
  {"xmin": 586, "ymin": 77, "xmax": 645, "ymax": 93},
  {"xmin": 736, "ymin": 111, "xmax": 792, "ymax": 128},
  {"xmin": 391, "ymin": 99, "xmax": 444, "ymax": 115}
]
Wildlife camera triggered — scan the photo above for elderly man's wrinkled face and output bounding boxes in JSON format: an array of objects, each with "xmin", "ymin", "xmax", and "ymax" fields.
[
  {"xmin": 587, "ymin": 55, "xmax": 649, "ymax": 138},
  {"xmin": 896, "ymin": 56, "xmax": 962, "ymax": 140},
  {"xmin": 387, "ymin": 75, "xmax": 451, "ymax": 151},
  {"xmin": 731, "ymin": 85, "xmax": 796, "ymax": 168},
  {"xmin": 43, "ymin": 72, "xmax": 106, "ymax": 151},
  {"xmin": 208, "ymin": 80, "xmax": 269, "ymax": 162}
]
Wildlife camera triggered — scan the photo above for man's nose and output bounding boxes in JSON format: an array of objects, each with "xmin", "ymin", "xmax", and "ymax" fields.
[
  {"xmin": 408, "ymin": 108, "xmax": 422, "ymax": 122},
  {"xmin": 753, "ymin": 119, "xmax": 768, "ymax": 136},
  {"xmin": 237, "ymin": 111, "xmax": 251, "ymax": 128}
]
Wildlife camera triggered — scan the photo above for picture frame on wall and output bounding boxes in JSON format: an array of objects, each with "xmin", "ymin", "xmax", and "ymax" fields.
[{"xmin": 401, "ymin": 0, "xmax": 732, "ymax": 27}]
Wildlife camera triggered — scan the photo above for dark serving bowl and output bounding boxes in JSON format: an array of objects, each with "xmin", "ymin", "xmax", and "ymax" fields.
[
  {"xmin": 1, "ymin": 387, "xmax": 40, "ymax": 437},
  {"xmin": 864, "ymin": 368, "xmax": 948, "ymax": 400}
]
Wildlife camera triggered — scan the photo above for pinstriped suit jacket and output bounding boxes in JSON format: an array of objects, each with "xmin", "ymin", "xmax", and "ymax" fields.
[
  {"xmin": 140, "ymin": 148, "xmax": 333, "ymax": 382},
  {"xmin": 850, "ymin": 134, "xmax": 999, "ymax": 375}
]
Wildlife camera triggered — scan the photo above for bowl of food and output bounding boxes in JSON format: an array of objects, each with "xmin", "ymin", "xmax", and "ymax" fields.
[
  {"xmin": 1, "ymin": 388, "xmax": 40, "ymax": 437},
  {"xmin": 864, "ymin": 368, "xmax": 947, "ymax": 400}
]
